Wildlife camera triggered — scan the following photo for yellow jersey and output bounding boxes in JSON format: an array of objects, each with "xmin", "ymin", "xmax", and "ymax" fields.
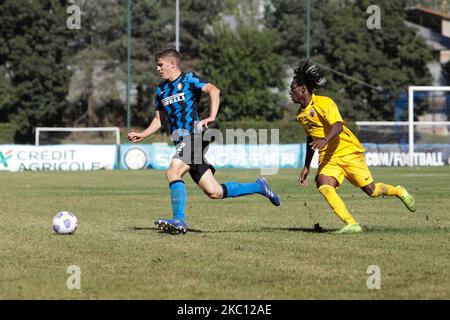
[{"xmin": 296, "ymin": 94, "xmax": 365, "ymax": 161}]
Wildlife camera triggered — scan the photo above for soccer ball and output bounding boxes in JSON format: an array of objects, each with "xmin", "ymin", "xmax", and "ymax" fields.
[{"xmin": 52, "ymin": 211, "xmax": 78, "ymax": 234}]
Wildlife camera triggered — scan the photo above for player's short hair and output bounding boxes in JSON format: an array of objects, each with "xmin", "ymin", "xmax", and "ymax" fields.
[
  {"xmin": 292, "ymin": 60, "xmax": 323, "ymax": 93},
  {"xmin": 155, "ymin": 48, "xmax": 181, "ymax": 65}
]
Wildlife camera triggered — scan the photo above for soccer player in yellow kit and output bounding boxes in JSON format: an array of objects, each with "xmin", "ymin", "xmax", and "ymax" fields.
[{"xmin": 291, "ymin": 61, "xmax": 416, "ymax": 234}]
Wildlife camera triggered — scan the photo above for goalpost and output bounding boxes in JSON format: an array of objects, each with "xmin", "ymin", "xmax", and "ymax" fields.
[
  {"xmin": 355, "ymin": 86, "xmax": 450, "ymax": 167},
  {"xmin": 408, "ymin": 86, "xmax": 450, "ymax": 166},
  {"xmin": 35, "ymin": 127, "xmax": 121, "ymax": 146}
]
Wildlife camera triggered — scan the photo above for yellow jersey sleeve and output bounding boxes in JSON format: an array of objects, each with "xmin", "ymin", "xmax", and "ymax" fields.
[{"xmin": 314, "ymin": 97, "xmax": 344, "ymax": 126}]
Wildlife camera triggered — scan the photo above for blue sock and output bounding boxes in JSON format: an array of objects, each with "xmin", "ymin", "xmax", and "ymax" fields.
[
  {"xmin": 169, "ymin": 180, "xmax": 186, "ymax": 222},
  {"xmin": 221, "ymin": 182, "xmax": 262, "ymax": 198}
]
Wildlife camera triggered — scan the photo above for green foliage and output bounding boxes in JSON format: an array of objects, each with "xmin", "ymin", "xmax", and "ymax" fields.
[
  {"xmin": 265, "ymin": 0, "xmax": 327, "ymax": 63},
  {"xmin": 267, "ymin": 0, "xmax": 433, "ymax": 121},
  {"xmin": 62, "ymin": 0, "xmax": 166, "ymax": 128},
  {"xmin": 221, "ymin": 0, "xmax": 265, "ymax": 29},
  {"xmin": 130, "ymin": 0, "xmax": 225, "ymax": 127},
  {"xmin": 63, "ymin": 0, "xmax": 227, "ymax": 129},
  {"xmin": 318, "ymin": 0, "xmax": 433, "ymax": 121},
  {"xmin": 0, "ymin": 0, "xmax": 73, "ymax": 143},
  {"xmin": 0, "ymin": 67, "xmax": 14, "ymax": 122},
  {"xmin": 0, "ymin": 0, "xmax": 439, "ymax": 137},
  {"xmin": 200, "ymin": 24, "xmax": 286, "ymax": 122},
  {"xmin": 129, "ymin": 0, "xmax": 174, "ymax": 127},
  {"xmin": 179, "ymin": 0, "xmax": 229, "ymax": 58},
  {"xmin": 63, "ymin": 0, "xmax": 128, "ymax": 128},
  {"xmin": 0, "ymin": 122, "xmax": 14, "ymax": 144}
]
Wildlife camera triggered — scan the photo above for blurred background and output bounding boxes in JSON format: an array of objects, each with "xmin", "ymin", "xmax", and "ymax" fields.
[{"xmin": 0, "ymin": 0, "xmax": 449, "ymax": 145}]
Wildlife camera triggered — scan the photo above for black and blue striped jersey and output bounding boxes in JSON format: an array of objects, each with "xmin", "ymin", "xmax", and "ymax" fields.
[{"xmin": 155, "ymin": 72, "xmax": 208, "ymax": 137}]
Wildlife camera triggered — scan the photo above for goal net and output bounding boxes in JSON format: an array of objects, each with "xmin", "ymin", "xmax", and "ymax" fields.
[
  {"xmin": 354, "ymin": 86, "xmax": 450, "ymax": 167},
  {"xmin": 35, "ymin": 127, "xmax": 121, "ymax": 146}
]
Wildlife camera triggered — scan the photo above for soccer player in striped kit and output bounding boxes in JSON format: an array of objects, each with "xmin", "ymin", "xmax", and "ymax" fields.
[{"xmin": 128, "ymin": 49, "xmax": 280, "ymax": 234}]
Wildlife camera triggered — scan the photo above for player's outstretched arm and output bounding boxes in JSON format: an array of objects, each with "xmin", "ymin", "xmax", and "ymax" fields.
[
  {"xmin": 199, "ymin": 83, "xmax": 220, "ymax": 129},
  {"xmin": 310, "ymin": 122, "xmax": 343, "ymax": 150},
  {"xmin": 299, "ymin": 136, "xmax": 314, "ymax": 187},
  {"xmin": 128, "ymin": 110, "xmax": 163, "ymax": 143}
]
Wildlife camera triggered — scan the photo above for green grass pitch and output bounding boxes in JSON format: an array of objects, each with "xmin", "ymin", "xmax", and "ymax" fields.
[{"xmin": 0, "ymin": 167, "xmax": 448, "ymax": 299}]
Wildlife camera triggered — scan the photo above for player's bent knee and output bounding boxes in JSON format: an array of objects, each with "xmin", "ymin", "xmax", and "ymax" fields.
[
  {"xmin": 166, "ymin": 169, "xmax": 181, "ymax": 182},
  {"xmin": 363, "ymin": 183, "xmax": 376, "ymax": 196},
  {"xmin": 202, "ymin": 184, "xmax": 223, "ymax": 199},
  {"xmin": 206, "ymin": 189, "xmax": 222, "ymax": 200}
]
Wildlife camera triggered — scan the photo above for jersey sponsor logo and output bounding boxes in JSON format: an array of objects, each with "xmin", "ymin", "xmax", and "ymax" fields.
[{"xmin": 162, "ymin": 92, "xmax": 186, "ymax": 106}]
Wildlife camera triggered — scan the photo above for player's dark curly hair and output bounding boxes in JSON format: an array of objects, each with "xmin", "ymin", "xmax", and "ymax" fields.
[{"xmin": 292, "ymin": 60, "xmax": 323, "ymax": 93}]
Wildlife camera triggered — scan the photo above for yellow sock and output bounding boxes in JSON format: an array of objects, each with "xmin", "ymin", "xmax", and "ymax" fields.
[
  {"xmin": 318, "ymin": 185, "xmax": 357, "ymax": 225},
  {"xmin": 370, "ymin": 183, "xmax": 402, "ymax": 197}
]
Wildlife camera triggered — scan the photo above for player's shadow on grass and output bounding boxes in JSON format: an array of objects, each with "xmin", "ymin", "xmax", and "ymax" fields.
[
  {"xmin": 130, "ymin": 224, "xmax": 338, "ymax": 234},
  {"xmin": 261, "ymin": 226, "xmax": 337, "ymax": 233},
  {"xmin": 132, "ymin": 226, "xmax": 193, "ymax": 234},
  {"xmin": 130, "ymin": 224, "xmax": 446, "ymax": 235},
  {"xmin": 131, "ymin": 226, "xmax": 217, "ymax": 234}
]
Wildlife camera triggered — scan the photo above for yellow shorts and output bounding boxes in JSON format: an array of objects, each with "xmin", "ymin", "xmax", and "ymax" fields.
[{"xmin": 317, "ymin": 153, "xmax": 373, "ymax": 187}]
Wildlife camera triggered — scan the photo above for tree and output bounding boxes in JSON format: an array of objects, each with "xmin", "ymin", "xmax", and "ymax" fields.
[
  {"xmin": 264, "ymin": 0, "xmax": 328, "ymax": 63},
  {"xmin": 179, "ymin": 0, "xmax": 230, "ymax": 58},
  {"xmin": 267, "ymin": 0, "xmax": 433, "ymax": 121},
  {"xmin": 318, "ymin": 0, "xmax": 433, "ymax": 121},
  {"xmin": 0, "ymin": 0, "xmax": 73, "ymax": 143},
  {"xmin": 64, "ymin": 0, "xmax": 227, "ymax": 130},
  {"xmin": 200, "ymin": 24, "xmax": 286, "ymax": 121},
  {"xmin": 131, "ymin": 0, "xmax": 187, "ymax": 128},
  {"xmin": 64, "ymin": 0, "xmax": 129, "ymax": 128},
  {"xmin": 0, "ymin": 66, "xmax": 14, "ymax": 122}
]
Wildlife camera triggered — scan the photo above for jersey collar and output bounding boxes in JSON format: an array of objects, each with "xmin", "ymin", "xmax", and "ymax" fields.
[
  {"xmin": 170, "ymin": 72, "xmax": 184, "ymax": 83},
  {"xmin": 305, "ymin": 94, "xmax": 316, "ymax": 110}
]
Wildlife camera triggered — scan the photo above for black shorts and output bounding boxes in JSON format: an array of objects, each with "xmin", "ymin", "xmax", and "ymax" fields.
[{"xmin": 173, "ymin": 132, "xmax": 216, "ymax": 184}]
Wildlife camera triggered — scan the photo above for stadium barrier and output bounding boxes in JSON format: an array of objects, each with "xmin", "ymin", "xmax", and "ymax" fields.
[
  {"xmin": 0, "ymin": 145, "xmax": 117, "ymax": 172},
  {"xmin": 364, "ymin": 143, "xmax": 450, "ymax": 166},
  {"xmin": 120, "ymin": 143, "xmax": 305, "ymax": 170},
  {"xmin": 1, "ymin": 143, "xmax": 449, "ymax": 172}
]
